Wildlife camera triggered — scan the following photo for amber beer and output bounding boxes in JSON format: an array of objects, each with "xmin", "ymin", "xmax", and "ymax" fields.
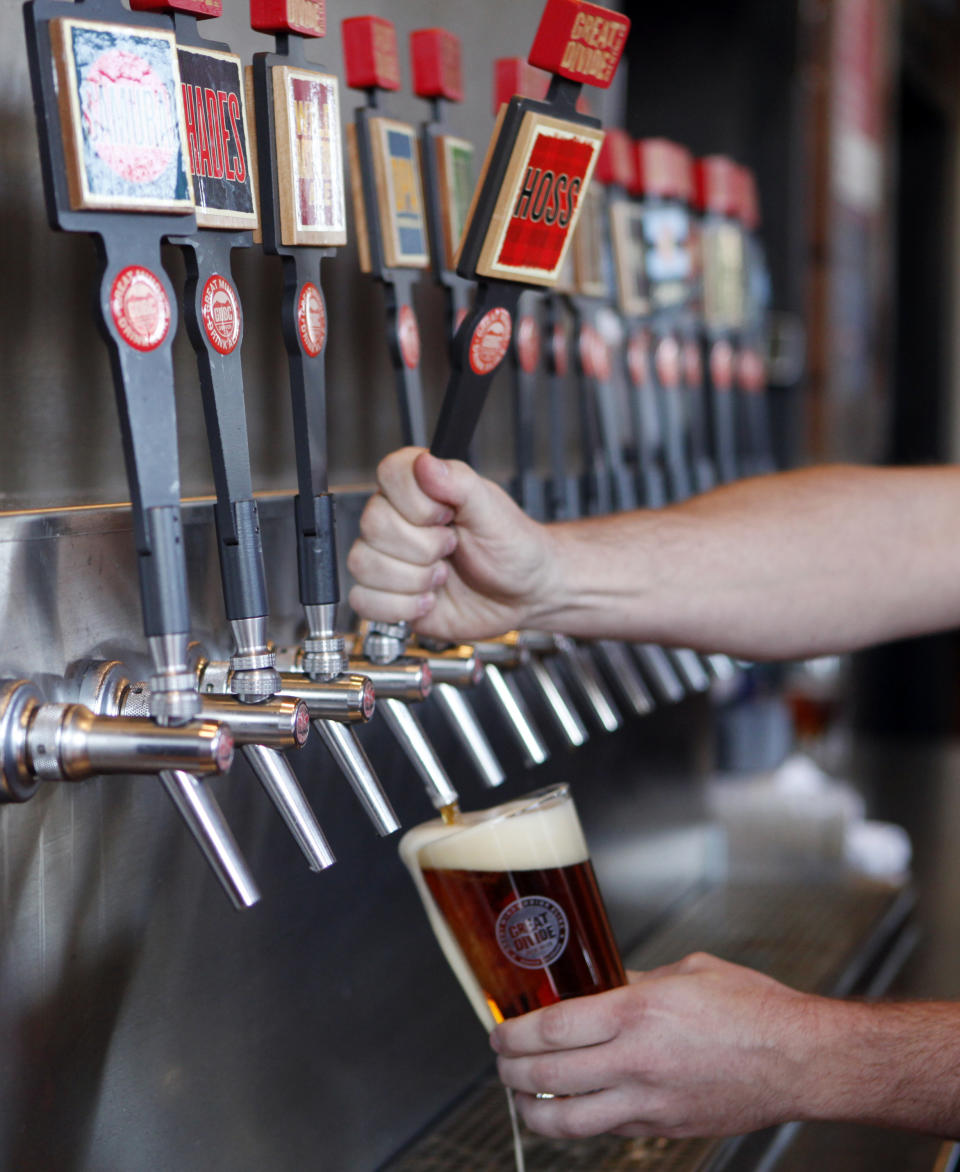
[{"xmin": 400, "ymin": 785, "xmax": 625, "ymax": 1028}]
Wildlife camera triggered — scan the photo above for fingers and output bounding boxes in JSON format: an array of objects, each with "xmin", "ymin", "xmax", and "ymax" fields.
[
  {"xmin": 497, "ymin": 1045, "xmax": 621, "ymax": 1099},
  {"xmin": 358, "ymin": 493, "xmax": 457, "ymax": 565},
  {"xmin": 348, "ymin": 585, "xmax": 436, "ymax": 624},
  {"xmin": 512, "ymin": 1087, "xmax": 655, "ymax": 1141},
  {"xmin": 490, "ymin": 991, "xmax": 627, "ymax": 1058}
]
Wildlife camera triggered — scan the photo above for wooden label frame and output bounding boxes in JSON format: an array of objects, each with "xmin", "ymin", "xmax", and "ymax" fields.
[
  {"xmin": 473, "ymin": 110, "xmax": 603, "ymax": 287},
  {"xmin": 642, "ymin": 200, "xmax": 693, "ymax": 313},
  {"xmin": 700, "ymin": 220, "xmax": 745, "ymax": 330},
  {"xmin": 178, "ymin": 45, "xmax": 257, "ymax": 230},
  {"xmin": 608, "ymin": 199, "xmax": 648, "ymax": 317},
  {"xmin": 571, "ymin": 181, "xmax": 607, "ymax": 297},
  {"xmin": 50, "ymin": 17, "xmax": 194, "ymax": 213},
  {"xmin": 368, "ymin": 116, "xmax": 429, "ymax": 269},
  {"xmin": 435, "ymin": 133, "xmax": 475, "ymax": 270},
  {"xmin": 271, "ymin": 66, "xmax": 346, "ymax": 247}
]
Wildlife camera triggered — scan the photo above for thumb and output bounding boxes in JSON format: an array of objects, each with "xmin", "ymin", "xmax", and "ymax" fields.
[
  {"xmin": 413, "ymin": 451, "xmax": 486, "ymax": 519},
  {"xmin": 413, "ymin": 451, "xmax": 522, "ymax": 542}
]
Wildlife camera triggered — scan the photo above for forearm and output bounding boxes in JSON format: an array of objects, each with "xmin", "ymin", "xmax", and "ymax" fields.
[
  {"xmin": 531, "ymin": 465, "xmax": 960, "ymax": 658},
  {"xmin": 795, "ymin": 997, "xmax": 960, "ymax": 1137}
]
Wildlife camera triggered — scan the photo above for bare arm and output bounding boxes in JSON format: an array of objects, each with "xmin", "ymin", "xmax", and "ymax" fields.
[
  {"xmin": 347, "ymin": 450, "xmax": 960, "ymax": 659},
  {"xmin": 491, "ymin": 953, "xmax": 960, "ymax": 1140}
]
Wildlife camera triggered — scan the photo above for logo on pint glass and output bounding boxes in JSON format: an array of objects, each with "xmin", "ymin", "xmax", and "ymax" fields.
[
  {"xmin": 297, "ymin": 282, "xmax": 326, "ymax": 357},
  {"xmin": 110, "ymin": 265, "xmax": 171, "ymax": 352},
  {"xmin": 201, "ymin": 274, "xmax": 241, "ymax": 355},
  {"xmin": 496, "ymin": 896, "xmax": 569, "ymax": 970}
]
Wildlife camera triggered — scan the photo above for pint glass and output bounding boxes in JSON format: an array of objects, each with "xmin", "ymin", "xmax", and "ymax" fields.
[{"xmin": 400, "ymin": 784, "xmax": 625, "ymax": 1029}]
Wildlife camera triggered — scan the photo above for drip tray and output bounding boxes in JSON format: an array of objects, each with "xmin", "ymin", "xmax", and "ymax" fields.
[{"xmin": 385, "ymin": 878, "xmax": 913, "ymax": 1172}]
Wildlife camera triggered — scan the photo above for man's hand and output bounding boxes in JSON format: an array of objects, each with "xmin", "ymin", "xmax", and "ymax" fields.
[
  {"xmin": 347, "ymin": 447, "xmax": 557, "ymax": 641},
  {"xmin": 490, "ymin": 953, "xmax": 825, "ymax": 1140}
]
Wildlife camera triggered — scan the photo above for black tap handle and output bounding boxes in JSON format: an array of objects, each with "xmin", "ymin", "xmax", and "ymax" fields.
[{"xmin": 430, "ymin": 281, "xmax": 522, "ymax": 462}]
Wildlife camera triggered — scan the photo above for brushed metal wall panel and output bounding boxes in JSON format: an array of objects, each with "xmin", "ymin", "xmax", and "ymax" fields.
[{"xmin": 0, "ymin": 496, "xmax": 711, "ymax": 1171}]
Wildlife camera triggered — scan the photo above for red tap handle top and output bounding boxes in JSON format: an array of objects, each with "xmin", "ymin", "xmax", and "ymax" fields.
[
  {"xmin": 342, "ymin": 15, "xmax": 401, "ymax": 92},
  {"xmin": 493, "ymin": 57, "xmax": 550, "ymax": 113},
  {"xmin": 250, "ymin": 0, "xmax": 325, "ymax": 36},
  {"xmin": 695, "ymin": 155, "xmax": 740, "ymax": 217},
  {"xmin": 129, "ymin": 0, "xmax": 221, "ymax": 14},
  {"xmin": 596, "ymin": 127, "xmax": 635, "ymax": 190},
  {"xmin": 410, "ymin": 28, "xmax": 463, "ymax": 103},
  {"xmin": 737, "ymin": 165, "xmax": 761, "ymax": 231},
  {"xmin": 635, "ymin": 138, "xmax": 694, "ymax": 203},
  {"xmin": 528, "ymin": 0, "xmax": 630, "ymax": 88}
]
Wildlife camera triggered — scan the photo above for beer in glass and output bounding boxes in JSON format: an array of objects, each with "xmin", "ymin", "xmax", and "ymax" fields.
[{"xmin": 400, "ymin": 784, "xmax": 625, "ymax": 1029}]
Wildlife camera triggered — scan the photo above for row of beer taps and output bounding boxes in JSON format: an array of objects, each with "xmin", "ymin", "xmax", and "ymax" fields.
[{"xmin": 7, "ymin": 1, "xmax": 769, "ymax": 910}]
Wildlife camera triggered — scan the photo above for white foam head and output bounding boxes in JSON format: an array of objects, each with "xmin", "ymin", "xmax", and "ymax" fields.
[{"xmin": 399, "ymin": 786, "xmax": 589, "ymax": 1030}]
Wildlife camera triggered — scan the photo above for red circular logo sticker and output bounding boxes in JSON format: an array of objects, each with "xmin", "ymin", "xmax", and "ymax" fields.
[
  {"xmin": 84, "ymin": 50, "xmax": 178, "ymax": 184},
  {"xmin": 398, "ymin": 304, "xmax": 420, "ymax": 369},
  {"xmin": 683, "ymin": 340, "xmax": 702, "ymax": 389},
  {"xmin": 654, "ymin": 336, "xmax": 681, "ymax": 389},
  {"xmin": 517, "ymin": 314, "xmax": 540, "ymax": 374},
  {"xmin": 110, "ymin": 266, "xmax": 170, "ymax": 352},
  {"xmin": 627, "ymin": 330, "xmax": 650, "ymax": 388},
  {"xmin": 710, "ymin": 340, "xmax": 735, "ymax": 391},
  {"xmin": 738, "ymin": 347, "xmax": 766, "ymax": 392},
  {"xmin": 297, "ymin": 282, "xmax": 326, "ymax": 357},
  {"xmin": 201, "ymin": 274, "xmax": 241, "ymax": 355},
  {"xmin": 469, "ymin": 307, "xmax": 512, "ymax": 375},
  {"xmin": 552, "ymin": 322, "xmax": 569, "ymax": 377}
]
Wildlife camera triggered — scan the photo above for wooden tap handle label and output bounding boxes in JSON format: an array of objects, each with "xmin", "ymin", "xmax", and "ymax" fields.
[
  {"xmin": 50, "ymin": 18, "xmax": 194, "ymax": 214},
  {"xmin": 110, "ymin": 266, "xmax": 171, "ymax": 351},
  {"xmin": 609, "ymin": 200, "xmax": 648, "ymax": 317},
  {"xmin": 201, "ymin": 274, "xmax": 241, "ymax": 355},
  {"xmin": 436, "ymin": 135, "xmax": 475, "ymax": 270},
  {"xmin": 527, "ymin": 0, "xmax": 630, "ymax": 89},
  {"xmin": 297, "ymin": 282, "xmax": 327, "ymax": 356},
  {"xmin": 469, "ymin": 307, "xmax": 512, "ymax": 375},
  {"xmin": 571, "ymin": 182, "xmax": 607, "ymax": 297},
  {"xmin": 410, "ymin": 28, "xmax": 463, "ymax": 102},
  {"xmin": 178, "ymin": 46, "xmax": 257, "ymax": 230},
  {"xmin": 475, "ymin": 112, "xmax": 603, "ymax": 286},
  {"xmin": 272, "ymin": 68, "xmax": 346, "ymax": 247},
  {"xmin": 251, "ymin": 0, "xmax": 325, "ymax": 37},
  {"xmin": 369, "ymin": 118, "xmax": 429, "ymax": 269}
]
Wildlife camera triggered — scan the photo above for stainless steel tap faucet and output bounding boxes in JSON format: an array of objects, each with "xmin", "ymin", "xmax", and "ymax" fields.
[{"xmin": 0, "ymin": 677, "xmax": 260, "ymax": 911}]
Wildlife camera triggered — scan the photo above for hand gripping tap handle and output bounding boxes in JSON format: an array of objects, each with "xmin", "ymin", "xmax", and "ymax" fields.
[
  {"xmin": 0, "ymin": 679, "xmax": 259, "ymax": 910},
  {"xmin": 23, "ymin": 0, "xmax": 205, "ymax": 727}
]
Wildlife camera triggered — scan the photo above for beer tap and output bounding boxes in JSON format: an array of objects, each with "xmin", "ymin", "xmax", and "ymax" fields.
[
  {"xmin": 24, "ymin": 0, "xmax": 261, "ymax": 905},
  {"xmin": 733, "ymin": 164, "xmax": 777, "ymax": 479},
  {"xmin": 635, "ymin": 138, "xmax": 738, "ymax": 685},
  {"xmin": 245, "ymin": 0, "xmax": 403, "ymax": 836},
  {"xmin": 0, "ymin": 676, "xmax": 259, "ymax": 908},
  {"xmin": 343, "ymin": 14, "xmax": 523, "ymax": 793},
  {"xmin": 593, "ymin": 128, "xmax": 711, "ymax": 698},
  {"xmin": 119, "ymin": 0, "xmax": 353, "ymax": 870},
  {"xmin": 409, "ymin": 33, "xmax": 584, "ymax": 760},
  {"xmin": 694, "ymin": 155, "xmax": 744, "ymax": 489}
]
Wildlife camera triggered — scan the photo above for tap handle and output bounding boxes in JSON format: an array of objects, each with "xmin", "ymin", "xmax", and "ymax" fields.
[
  {"xmin": 160, "ymin": 770, "xmax": 261, "ymax": 909},
  {"xmin": 241, "ymin": 742, "xmax": 335, "ymax": 871}
]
